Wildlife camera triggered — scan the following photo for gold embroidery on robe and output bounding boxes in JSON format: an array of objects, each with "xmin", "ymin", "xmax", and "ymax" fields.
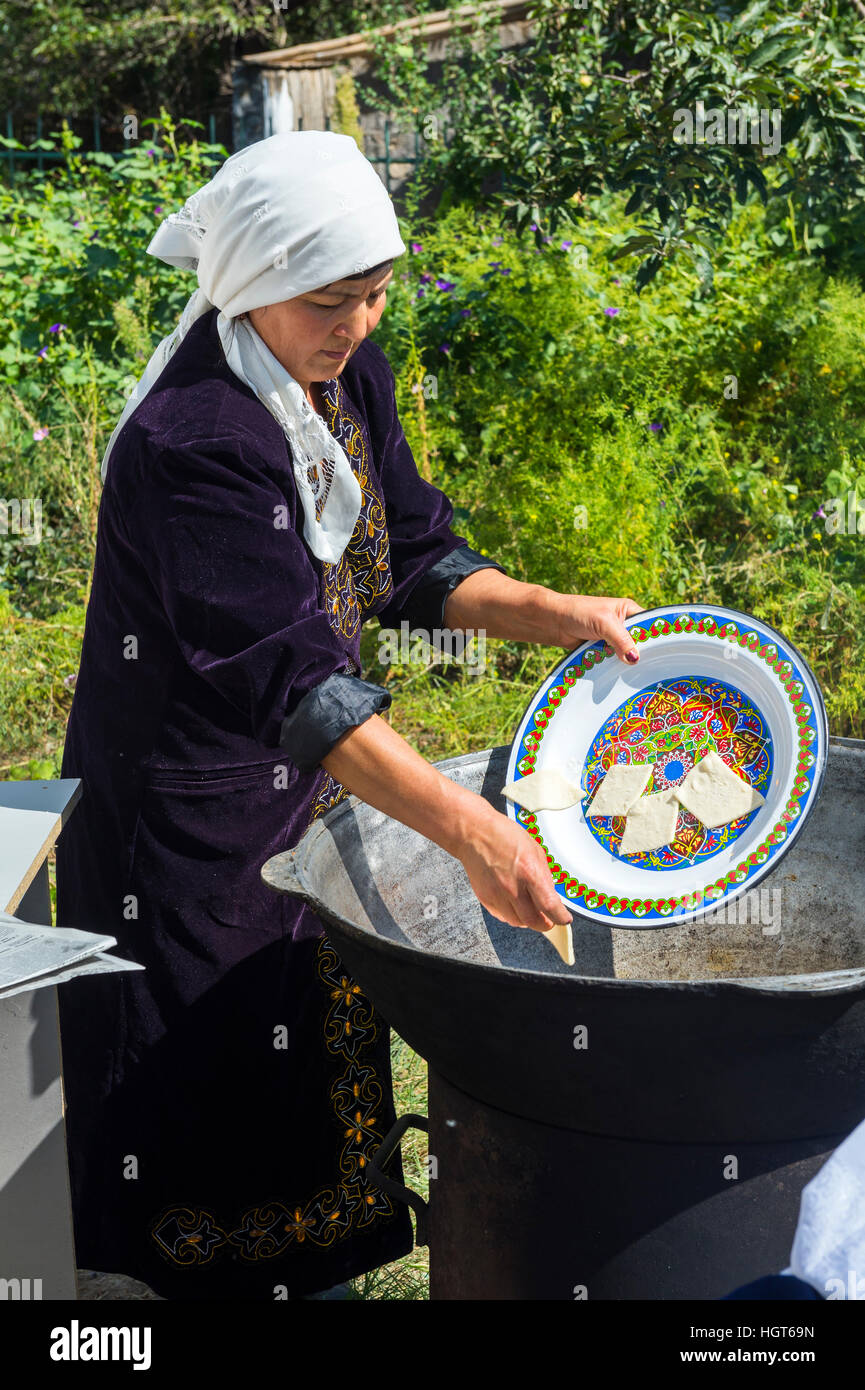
[
  {"xmin": 149, "ymin": 938, "xmax": 395, "ymax": 1265},
  {"xmin": 316, "ymin": 378, "xmax": 393, "ymax": 641},
  {"xmin": 306, "ymin": 378, "xmax": 393, "ymax": 827}
]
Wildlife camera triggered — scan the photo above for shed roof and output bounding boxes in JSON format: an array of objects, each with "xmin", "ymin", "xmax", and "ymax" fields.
[{"xmin": 241, "ymin": 0, "xmax": 532, "ymax": 69}]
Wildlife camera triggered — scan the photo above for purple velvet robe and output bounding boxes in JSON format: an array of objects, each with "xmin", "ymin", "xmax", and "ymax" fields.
[{"xmin": 55, "ymin": 306, "xmax": 504, "ymax": 1300}]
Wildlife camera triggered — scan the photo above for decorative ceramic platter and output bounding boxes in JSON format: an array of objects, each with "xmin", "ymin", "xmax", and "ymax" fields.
[{"xmin": 504, "ymin": 604, "xmax": 829, "ymax": 929}]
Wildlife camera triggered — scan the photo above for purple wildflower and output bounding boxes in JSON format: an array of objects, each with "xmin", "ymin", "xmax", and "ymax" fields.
[
  {"xmin": 439, "ymin": 342, "xmax": 451, "ymax": 354},
  {"xmin": 154, "ymin": 205, "xmax": 163, "ymax": 215},
  {"xmin": 604, "ymin": 307, "xmax": 621, "ymax": 317},
  {"xmin": 488, "ymin": 261, "xmax": 501, "ymax": 269},
  {"xmin": 660, "ymin": 500, "xmax": 666, "ymax": 509},
  {"xmin": 460, "ymin": 309, "xmax": 471, "ymax": 318},
  {"xmin": 33, "ymin": 426, "xmax": 49, "ymax": 441},
  {"xmin": 492, "ymin": 235, "xmax": 503, "ymax": 246},
  {"xmin": 146, "ymin": 149, "xmax": 155, "ymax": 158},
  {"xmin": 561, "ymin": 240, "xmax": 573, "ymax": 250},
  {"xmin": 530, "ymin": 223, "xmax": 539, "ymax": 231},
  {"xmin": 416, "ymin": 289, "xmax": 425, "ymax": 299},
  {"xmin": 812, "ymin": 506, "xmax": 826, "ymax": 519},
  {"xmin": 410, "ymin": 242, "xmax": 423, "ymax": 253},
  {"xmin": 500, "ymin": 267, "xmax": 511, "ymax": 275},
  {"xmin": 419, "ymin": 273, "xmax": 433, "ymax": 284},
  {"xmin": 48, "ymin": 323, "xmax": 66, "ymax": 334},
  {"xmin": 435, "ymin": 278, "xmax": 456, "ymax": 291},
  {"xmin": 71, "ymin": 219, "xmax": 81, "ymax": 228},
  {"xmin": 64, "ymin": 672, "xmax": 78, "ymax": 689},
  {"xmin": 611, "ymin": 277, "xmax": 621, "ymax": 285},
  {"xmin": 649, "ymin": 422, "xmax": 663, "ymax": 433},
  {"xmin": 37, "ymin": 346, "xmax": 48, "ymax": 358}
]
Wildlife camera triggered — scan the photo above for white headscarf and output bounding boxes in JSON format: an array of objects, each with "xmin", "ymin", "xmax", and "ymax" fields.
[{"xmin": 101, "ymin": 130, "xmax": 406, "ymax": 565}]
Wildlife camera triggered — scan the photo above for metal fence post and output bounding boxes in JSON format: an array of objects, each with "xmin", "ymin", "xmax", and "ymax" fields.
[{"xmin": 6, "ymin": 111, "xmax": 15, "ymax": 183}]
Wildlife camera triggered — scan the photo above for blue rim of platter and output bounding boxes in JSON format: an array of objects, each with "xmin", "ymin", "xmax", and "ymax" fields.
[{"xmin": 504, "ymin": 604, "xmax": 829, "ymax": 928}]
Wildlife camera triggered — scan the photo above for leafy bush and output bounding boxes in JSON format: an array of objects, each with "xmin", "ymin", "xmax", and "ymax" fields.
[
  {"xmin": 375, "ymin": 193, "xmax": 865, "ymax": 735},
  {"xmin": 2, "ymin": 133, "xmax": 865, "ymax": 767}
]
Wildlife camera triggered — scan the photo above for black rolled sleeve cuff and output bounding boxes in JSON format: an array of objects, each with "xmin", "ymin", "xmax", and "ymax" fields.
[
  {"xmin": 278, "ymin": 670, "xmax": 392, "ymax": 774},
  {"xmin": 398, "ymin": 544, "xmax": 507, "ymax": 632}
]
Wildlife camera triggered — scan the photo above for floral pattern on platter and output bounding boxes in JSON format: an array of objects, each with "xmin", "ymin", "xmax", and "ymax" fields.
[{"xmin": 582, "ymin": 677, "xmax": 773, "ymax": 872}]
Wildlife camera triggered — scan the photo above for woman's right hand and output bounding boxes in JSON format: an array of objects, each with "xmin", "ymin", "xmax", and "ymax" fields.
[{"xmin": 454, "ymin": 805, "xmax": 573, "ymax": 933}]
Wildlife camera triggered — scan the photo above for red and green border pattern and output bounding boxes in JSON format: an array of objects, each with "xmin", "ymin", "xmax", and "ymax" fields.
[{"xmin": 509, "ymin": 610, "xmax": 823, "ymax": 924}]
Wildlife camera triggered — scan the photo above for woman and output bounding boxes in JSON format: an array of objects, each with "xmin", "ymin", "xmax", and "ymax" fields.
[{"xmin": 56, "ymin": 130, "xmax": 642, "ymax": 1301}]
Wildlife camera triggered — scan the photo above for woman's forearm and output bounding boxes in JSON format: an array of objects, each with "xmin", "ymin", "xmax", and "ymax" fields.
[
  {"xmin": 320, "ymin": 712, "xmax": 496, "ymax": 857},
  {"xmin": 443, "ymin": 569, "xmax": 570, "ymax": 644},
  {"xmin": 442, "ymin": 568, "xmax": 643, "ymax": 662}
]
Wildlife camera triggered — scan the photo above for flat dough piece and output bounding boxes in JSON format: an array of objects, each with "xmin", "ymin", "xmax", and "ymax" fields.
[
  {"xmin": 618, "ymin": 790, "xmax": 680, "ymax": 855},
  {"xmin": 502, "ymin": 768, "xmax": 580, "ymax": 811},
  {"xmin": 675, "ymin": 750, "xmax": 765, "ymax": 828},
  {"xmin": 543, "ymin": 917, "xmax": 575, "ymax": 966},
  {"xmin": 587, "ymin": 763, "xmax": 652, "ymax": 818}
]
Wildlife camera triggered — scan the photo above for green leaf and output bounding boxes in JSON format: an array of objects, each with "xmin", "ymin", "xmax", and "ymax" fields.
[
  {"xmin": 610, "ymin": 235, "xmax": 658, "ymax": 259},
  {"xmin": 838, "ymin": 126, "xmax": 862, "ymax": 160},
  {"xmin": 695, "ymin": 254, "xmax": 713, "ymax": 290},
  {"xmin": 746, "ymin": 164, "xmax": 769, "ymax": 202},
  {"xmin": 749, "ymin": 35, "xmax": 801, "ymax": 69},
  {"xmin": 635, "ymin": 254, "xmax": 664, "ymax": 293},
  {"xmin": 729, "ymin": 0, "xmax": 772, "ymax": 36}
]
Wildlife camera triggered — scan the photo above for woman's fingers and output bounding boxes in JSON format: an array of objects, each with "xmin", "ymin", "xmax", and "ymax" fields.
[
  {"xmin": 601, "ymin": 596, "xmax": 644, "ymax": 663},
  {"xmin": 494, "ymin": 869, "xmax": 572, "ymax": 933},
  {"xmin": 605, "ymin": 616, "xmax": 640, "ymax": 663},
  {"xmin": 474, "ymin": 875, "xmax": 567, "ymax": 933},
  {"xmin": 525, "ymin": 878, "xmax": 571, "ymax": 930}
]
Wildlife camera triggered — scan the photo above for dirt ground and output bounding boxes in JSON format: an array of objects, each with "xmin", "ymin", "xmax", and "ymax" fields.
[
  {"xmin": 76, "ymin": 1270, "xmax": 164, "ymax": 1300},
  {"xmin": 74, "ymin": 1269, "xmax": 353, "ymax": 1300}
]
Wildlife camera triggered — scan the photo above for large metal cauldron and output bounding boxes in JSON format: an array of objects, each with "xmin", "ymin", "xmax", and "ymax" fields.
[{"xmin": 262, "ymin": 737, "xmax": 865, "ymax": 1300}]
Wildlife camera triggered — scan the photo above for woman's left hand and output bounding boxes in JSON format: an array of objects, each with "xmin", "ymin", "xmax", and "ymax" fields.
[{"xmin": 555, "ymin": 594, "xmax": 645, "ymax": 663}]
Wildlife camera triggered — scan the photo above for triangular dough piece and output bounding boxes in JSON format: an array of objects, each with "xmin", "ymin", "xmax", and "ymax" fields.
[
  {"xmin": 587, "ymin": 762, "xmax": 653, "ymax": 818},
  {"xmin": 543, "ymin": 916, "xmax": 575, "ymax": 966},
  {"xmin": 618, "ymin": 790, "xmax": 680, "ymax": 855},
  {"xmin": 502, "ymin": 768, "xmax": 580, "ymax": 811},
  {"xmin": 675, "ymin": 750, "xmax": 765, "ymax": 829}
]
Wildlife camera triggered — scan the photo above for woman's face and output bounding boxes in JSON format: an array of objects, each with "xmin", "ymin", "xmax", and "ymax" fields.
[{"xmin": 247, "ymin": 263, "xmax": 395, "ymax": 397}]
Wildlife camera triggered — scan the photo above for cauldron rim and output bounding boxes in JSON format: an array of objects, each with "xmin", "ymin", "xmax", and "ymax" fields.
[{"xmin": 270, "ymin": 801, "xmax": 865, "ymax": 1000}]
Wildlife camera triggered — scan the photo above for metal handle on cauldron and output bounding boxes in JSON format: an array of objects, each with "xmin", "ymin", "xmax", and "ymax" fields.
[{"xmin": 367, "ymin": 1113, "xmax": 430, "ymax": 1247}]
